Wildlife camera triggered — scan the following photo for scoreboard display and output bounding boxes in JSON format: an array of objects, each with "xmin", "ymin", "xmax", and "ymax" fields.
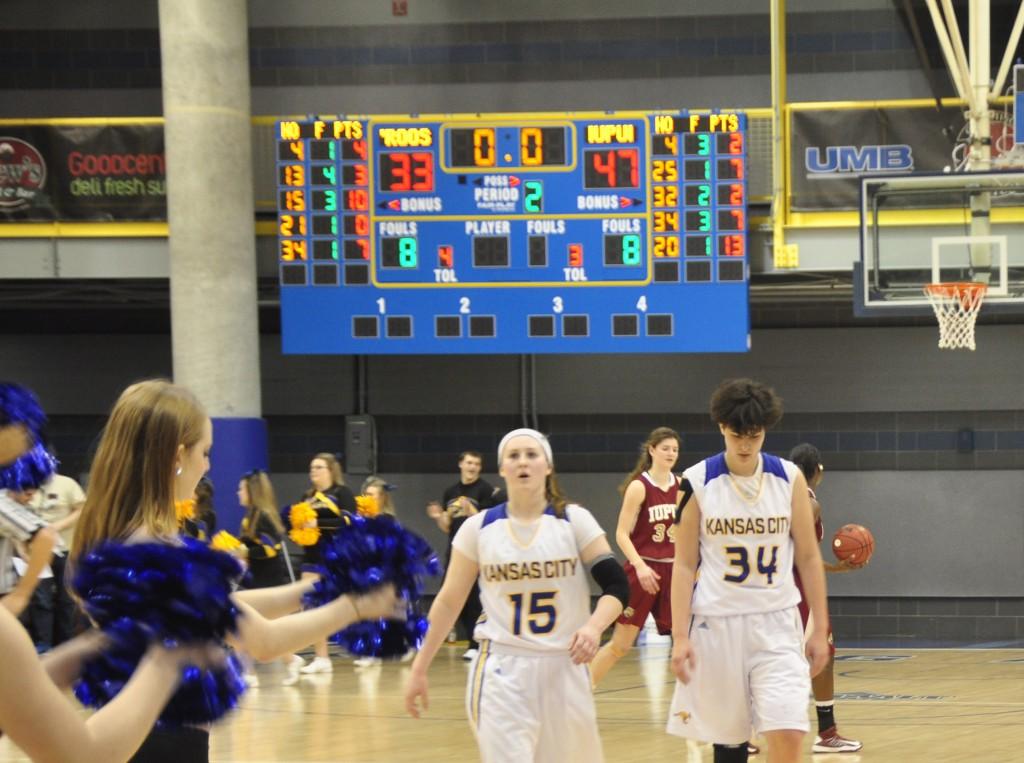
[{"xmin": 276, "ymin": 111, "xmax": 749, "ymax": 354}]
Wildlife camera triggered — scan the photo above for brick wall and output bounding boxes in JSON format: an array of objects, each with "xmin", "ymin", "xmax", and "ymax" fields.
[{"xmin": 1, "ymin": 10, "xmax": 931, "ymax": 92}]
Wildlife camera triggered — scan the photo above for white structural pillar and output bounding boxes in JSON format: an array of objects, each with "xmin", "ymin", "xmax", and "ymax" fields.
[
  {"xmin": 160, "ymin": 0, "xmax": 260, "ymax": 416},
  {"xmin": 159, "ymin": 0, "xmax": 266, "ymax": 525},
  {"xmin": 967, "ymin": 0, "xmax": 992, "ymax": 281}
]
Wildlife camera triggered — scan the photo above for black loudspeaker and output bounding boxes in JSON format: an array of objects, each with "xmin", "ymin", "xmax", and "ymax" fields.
[{"xmin": 345, "ymin": 414, "xmax": 376, "ymax": 475}]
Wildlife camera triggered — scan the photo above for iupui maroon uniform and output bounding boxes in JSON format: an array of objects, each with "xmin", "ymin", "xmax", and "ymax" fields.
[
  {"xmin": 617, "ymin": 472, "xmax": 680, "ymax": 634},
  {"xmin": 795, "ymin": 487, "xmax": 834, "ymax": 655},
  {"xmin": 630, "ymin": 472, "xmax": 680, "ymax": 560}
]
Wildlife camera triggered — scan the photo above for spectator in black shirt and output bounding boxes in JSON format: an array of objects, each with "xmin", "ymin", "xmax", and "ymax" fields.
[{"xmin": 426, "ymin": 450, "xmax": 499, "ymax": 661}]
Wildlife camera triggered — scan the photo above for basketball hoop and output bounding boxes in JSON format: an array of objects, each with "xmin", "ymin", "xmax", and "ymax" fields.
[{"xmin": 923, "ymin": 282, "xmax": 987, "ymax": 350}]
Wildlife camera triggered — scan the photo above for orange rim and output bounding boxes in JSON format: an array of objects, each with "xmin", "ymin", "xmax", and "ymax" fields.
[{"xmin": 923, "ymin": 282, "xmax": 987, "ymax": 299}]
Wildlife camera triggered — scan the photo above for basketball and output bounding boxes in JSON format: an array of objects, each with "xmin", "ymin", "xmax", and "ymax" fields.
[{"xmin": 832, "ymin": 523, "xmax": 875, "ymax": 565}]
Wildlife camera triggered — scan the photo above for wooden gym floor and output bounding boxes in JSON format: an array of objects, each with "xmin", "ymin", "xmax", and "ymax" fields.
[{"xmin": 2, "ymin": 644, "xmax": 1022, "ymax": 761}]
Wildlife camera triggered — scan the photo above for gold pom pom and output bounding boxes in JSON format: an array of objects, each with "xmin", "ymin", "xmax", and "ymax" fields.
[
  {"xmin": 289, "ymin": 526, "xmax": 320, "ymax": 546},
  {"xmin": 210, "ymin": 530, "xmax": 242, "ymax": 553},
  {"xmin": 175, "ymin": 499, "xmax": 196, "ymax": 525},
  {"xmin": 287, "ymin": 502, "xmax": 320, "ymax": 545},
  {"xmin": 355, "ymin": 494, "xmax": 380, "ymax": 518}
]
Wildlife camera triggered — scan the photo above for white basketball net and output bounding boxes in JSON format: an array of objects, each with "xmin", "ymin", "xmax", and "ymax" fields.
[{"xmin": 923, "ymin": 282, "xmax": 987, "ymax": 351}]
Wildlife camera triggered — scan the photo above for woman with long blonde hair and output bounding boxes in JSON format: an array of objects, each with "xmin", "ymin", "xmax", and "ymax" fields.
[
  {"xmin": 71, "ymin": 380, "xmax": 396, "ymax": 762},
  {"xmin": 236, "ymin": 470, "xmax": 288, "ymax": 587},
  {"xmin": 234, "ymin": 469, "xmax": 303, "ymax": 686},
  {"xmin": 0, "ymin": 382, "xmax": 222, "ymax": 763}
]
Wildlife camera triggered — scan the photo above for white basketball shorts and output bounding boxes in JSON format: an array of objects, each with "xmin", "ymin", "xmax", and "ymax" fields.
[
  {"xmin": 466, "ymin": 641, "xmax": 604, "ymax": 763},
  {"xmin": 666, "ymin": 607, "xmax": 810, "ymax": 744}
]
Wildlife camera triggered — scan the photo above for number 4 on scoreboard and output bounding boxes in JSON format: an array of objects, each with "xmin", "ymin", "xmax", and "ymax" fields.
[{"xmin": 438, "ymin": 245, "xmax": 454, "ymax": 268}]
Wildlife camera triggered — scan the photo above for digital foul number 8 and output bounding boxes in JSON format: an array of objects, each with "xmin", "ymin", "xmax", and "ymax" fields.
[{"xmin": 622, "ymin": 235, "xmax": 641, "ymax": 265}]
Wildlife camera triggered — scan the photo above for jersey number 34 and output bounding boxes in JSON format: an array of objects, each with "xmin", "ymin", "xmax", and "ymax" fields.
[{"xmin": 723, "ymin": 545, "xmax": 779, "ymax": 585}]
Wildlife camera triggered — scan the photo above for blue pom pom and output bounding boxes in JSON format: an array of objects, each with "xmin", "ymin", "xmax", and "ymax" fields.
[
  {"xmin": 304, "ymin": 515, "xmax": 440, "ymax": 658},
  {"xmin": 331, "ymin": 613, "xmax": 430, "ymax": 659},
  {"xmin": 0, "ymin": 442, "xmax": 57, "ymax": 491},
  {"xmin": 0, "ymin": 383, "xmax": 47, "ymax": 438},
  {"xmin": 72, "ymin": 539, "xmax": 247, "ymax": 726}
]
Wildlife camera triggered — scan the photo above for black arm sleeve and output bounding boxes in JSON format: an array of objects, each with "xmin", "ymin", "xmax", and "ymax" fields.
[
  {"xmin": 588, "ymin": 555, "xmax": 630, "ymax": 610},
  {"xmin": 674, "ymin": 477, "xmax": 694, "ymax": 524}
]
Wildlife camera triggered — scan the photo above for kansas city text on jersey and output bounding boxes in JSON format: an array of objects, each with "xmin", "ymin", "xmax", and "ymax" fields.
[
  {"xmin": 704, "ymin": 516, "xmax": 790, "ymax": 535},
  {"xmin": 481, "ymin": 558, "xmax": 579, "ymax": 582}
]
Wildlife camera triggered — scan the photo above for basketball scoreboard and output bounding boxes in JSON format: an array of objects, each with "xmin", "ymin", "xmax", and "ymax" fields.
[{"xmin": 275, "ymin": 111, "xmax": 749, "ymax": 353}]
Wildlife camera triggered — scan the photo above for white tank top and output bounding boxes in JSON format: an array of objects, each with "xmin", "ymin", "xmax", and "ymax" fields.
[
  {"xmin": 452, "ymin": 503, "xmax": 604, "ymax": 653},
  {"xmin": 683, "ymin": 452, "xmax": 801, "ymax": 616}
]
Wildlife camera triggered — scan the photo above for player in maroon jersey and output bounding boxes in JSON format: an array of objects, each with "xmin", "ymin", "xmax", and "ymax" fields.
[
  {"xmin": 590, "ymin": 427, "xmax": 682, "ymax": 687},
  {"xmin": 789, "ymin": 443, "xmax": 864, "ymax": 754}
]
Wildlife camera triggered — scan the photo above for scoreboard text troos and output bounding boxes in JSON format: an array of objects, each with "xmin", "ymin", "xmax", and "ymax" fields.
[{"xmin": 276, "ymin": 110, "xmax": 749, "ymax": 354}]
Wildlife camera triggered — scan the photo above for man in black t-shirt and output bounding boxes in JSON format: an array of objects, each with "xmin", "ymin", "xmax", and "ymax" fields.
[{"xmin": 426, "ymin": 450, "xmax": 499, "ymax": 660}]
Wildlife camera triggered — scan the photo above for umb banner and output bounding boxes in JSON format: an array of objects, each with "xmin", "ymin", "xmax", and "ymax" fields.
[
  {"xmin": 790, "ymin": 105, "xmax": 961, "ymax": 211},
  {"xmin": 0, "ymin": 125, "xmax": 166, "ymax": 221}
]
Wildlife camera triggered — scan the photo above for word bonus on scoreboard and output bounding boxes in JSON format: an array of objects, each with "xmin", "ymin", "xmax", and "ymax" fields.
[{"xmin": 276, "ymin": 111, "xmax": 748, "ymax": 354}]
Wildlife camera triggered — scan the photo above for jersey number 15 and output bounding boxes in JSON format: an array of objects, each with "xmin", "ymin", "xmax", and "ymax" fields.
[{"xmin": 509, "ymin": 591, "xmax": 557, "ymax": 635}]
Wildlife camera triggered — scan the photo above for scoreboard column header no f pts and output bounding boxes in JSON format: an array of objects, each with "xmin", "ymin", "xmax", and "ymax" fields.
[{"xmin": 276, "ymin": 110, "xmax": 749, "ymax": 354}]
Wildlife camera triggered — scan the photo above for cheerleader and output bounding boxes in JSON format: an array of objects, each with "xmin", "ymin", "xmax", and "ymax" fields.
[
  {"xmin": 1, "ymin": 381, "xmax": 219, "ymax": 763},
  {"xmin": 352, "ymin": 475, "xmax": 399, "ymax": 667},
  {"xmin": 232, "ymin": 469, "xmax": 304, "ymax": 686},
  {"xmin": 70, "ymin": 380, "xmax": 396, "ymax": 763}
]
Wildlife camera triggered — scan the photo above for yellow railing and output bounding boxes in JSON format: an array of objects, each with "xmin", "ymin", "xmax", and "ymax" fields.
[{"xmin": 0, "ymin": 100, "xmax": 1010, "ymax": 238}]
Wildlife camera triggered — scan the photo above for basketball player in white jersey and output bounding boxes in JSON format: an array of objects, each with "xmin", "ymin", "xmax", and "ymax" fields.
[
  {"xmin": 667, "ymin": 379, "xmax": 830, "ymax": 763},
  {"xmin": 404, "ymin": 428, "xmax": 630, "ymax": 763}
]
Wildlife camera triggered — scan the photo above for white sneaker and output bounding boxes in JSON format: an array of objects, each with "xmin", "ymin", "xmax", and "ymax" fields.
[
  {"xmin": 812, "ymin": 727, "xmax": 863, "ymax": 753},
  {"xmin": 299, "ymin": 656, "xmax": 333, "ymax": 674},
  {"xmin": 462, "ymin": 648, "xmax": 479, "ymax": 662},
  {"xmin": 353, "ymin": 656, "xmax": 382, "ymax": 667},
  {"xmin": 400, "ymin": 649, "xmax": 416, "ymax": 663},
  {"xmin": 243, "ymin": 672, "xmax": 260, "ymax": 688},
  {"xmin": 282, "ymin": 654, "xmax": 304, "ymax": 686}
]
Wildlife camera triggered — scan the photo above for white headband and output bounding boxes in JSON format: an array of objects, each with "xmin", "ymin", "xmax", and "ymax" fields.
[{"xmin": 498, "ymin": 428, "xmax": 553, "ymax": 466}]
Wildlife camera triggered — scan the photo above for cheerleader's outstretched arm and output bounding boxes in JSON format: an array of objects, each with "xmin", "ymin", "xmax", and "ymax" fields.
[
  {"xmin": 0, "ymin": 606, "xmax": 210, "ymax": 763},
  {"xmin": 232, "ymin": 578, "xmax": 316, "ymax": 619},
  {"xmin": 230, "ymin": 584, "xmax": 397, "ymax": 662}
]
